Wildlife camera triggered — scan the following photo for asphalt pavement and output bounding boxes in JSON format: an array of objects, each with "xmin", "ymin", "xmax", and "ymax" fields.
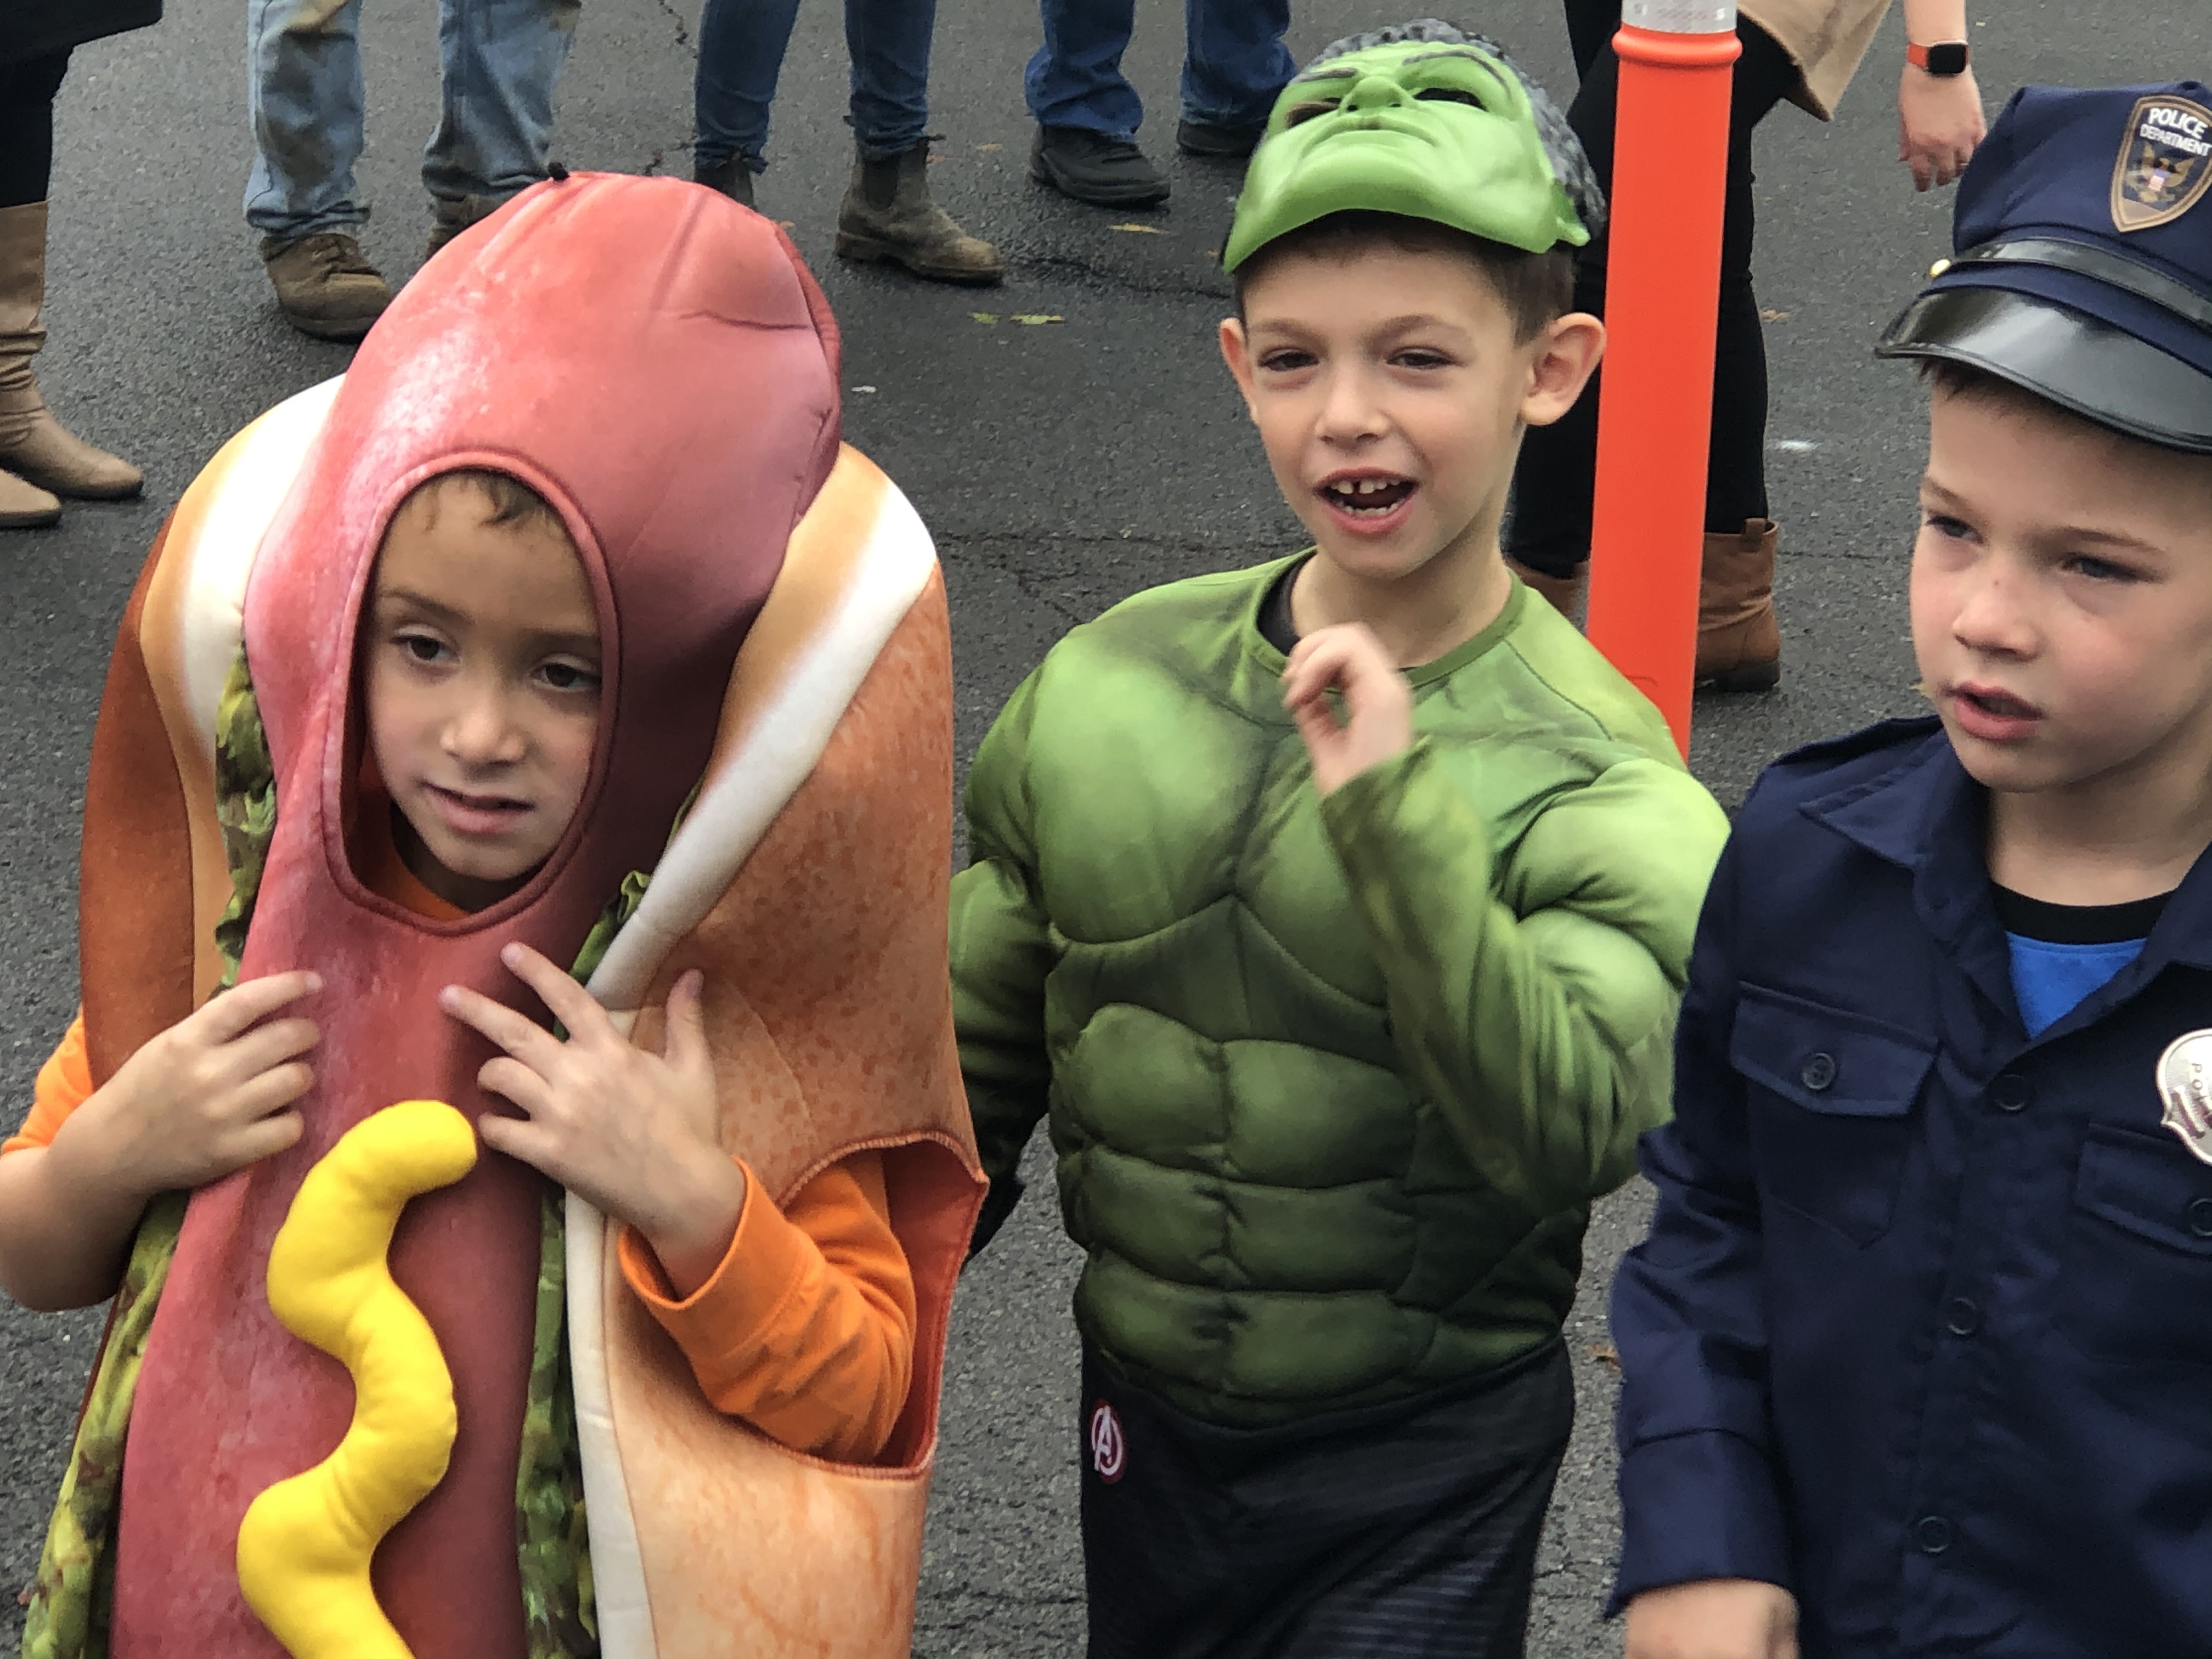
[{"xmin": 0, "ymin": 1, "xmax": 2187, "ymax": 1653}]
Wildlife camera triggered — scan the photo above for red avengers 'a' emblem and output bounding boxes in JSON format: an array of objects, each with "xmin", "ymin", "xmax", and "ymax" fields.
[{"xmin": 1088, "ymin": 1400, "xmax": 1127, "ymax": 1482}]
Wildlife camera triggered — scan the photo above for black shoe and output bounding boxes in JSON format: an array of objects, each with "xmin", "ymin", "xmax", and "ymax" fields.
[
  {"xmin": 693, "ymin": 155, "xmax": 756, "ymax": 208},
  {"xmin": 1176, "ymin": 117, "xmax": 1267, "ymax": 158},
  {"xmin": 1029, "ymin": 126, "xmax": 1169, "ymax": 207}
]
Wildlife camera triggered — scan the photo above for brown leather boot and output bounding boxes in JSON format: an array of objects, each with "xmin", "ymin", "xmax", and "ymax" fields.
[
  {"xmin": 0, "ymin": 465, "xmax": 61, "ymax": 529},
  {"xmin": 1507, "ymin": 557, "xmax": 1588, "ymax": 627},
  {"xmin": 1697, "ymin": 517, "xmax": 1781, "ymax": 693},
  {"xmin": 835, "ymin": 142, "xmax": 1004, "ymax": 286},
  {"xmin": 0, "ymin": 203, "xmax": 143, "ymax": 501}
]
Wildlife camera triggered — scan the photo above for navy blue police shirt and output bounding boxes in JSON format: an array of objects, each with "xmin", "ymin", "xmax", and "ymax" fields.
[{"xmin": 1611, "ymin": 716, "xmax": 2212, "ymax": 1657}]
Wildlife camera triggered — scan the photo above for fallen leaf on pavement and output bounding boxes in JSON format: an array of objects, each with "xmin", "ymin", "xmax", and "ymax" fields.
[
  {"xmin": 971, "ymin": 312, "xmax": 1000, "ymax": 324},
  {"xmin": 1588, "ymin": 1342, "xmax": 1621, "ymax": 1370},
  {"xmin": 975, "ymin": 143, "xmax": 1003, "ymax": 152},
  {"xmin": 1012, "ymin": 314, "xmax": 1065, "ymax": 325},
  {"xmin": 1760, "ymin": 308, "xmax": 1792, "ymax": 321},
  {"xmin": 1109, "ymin": 223, "xmax": 1166, "ymax": 234}
]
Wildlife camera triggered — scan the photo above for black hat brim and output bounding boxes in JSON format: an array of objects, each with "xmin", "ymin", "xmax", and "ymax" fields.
[{"xmin": 1875, "ymin": 286, "xmax": 2212, "ymax": 455}]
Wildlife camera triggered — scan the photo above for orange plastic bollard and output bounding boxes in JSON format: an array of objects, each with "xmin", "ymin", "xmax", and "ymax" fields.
[{"xmin": 1583, "ymin": 4, "xmax": 1741, "ymax": 757}]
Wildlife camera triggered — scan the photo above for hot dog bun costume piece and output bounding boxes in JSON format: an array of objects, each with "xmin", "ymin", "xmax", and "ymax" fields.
[{"xmin": 20, "ymin": 173, "xmax": 984, "ymax": 1659}]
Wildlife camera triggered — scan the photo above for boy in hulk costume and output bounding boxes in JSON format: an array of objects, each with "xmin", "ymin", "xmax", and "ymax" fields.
[
  {"xmin": 0, "ymin": 173, "xmax": 984, "ymax": 1659},
  {"xmin": 953, "ymin": 22, "xmax": 1729, "ymax": 1657}
]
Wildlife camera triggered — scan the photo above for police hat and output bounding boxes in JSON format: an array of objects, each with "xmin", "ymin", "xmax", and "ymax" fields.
[{"xmin": 1876, "ymin": 82, "xmax": 2212, "ymax": 453}]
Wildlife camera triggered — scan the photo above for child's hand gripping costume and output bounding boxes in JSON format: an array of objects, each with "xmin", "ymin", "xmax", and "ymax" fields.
[{"xmin": 22, "ymin": 174, "xmax": 985, "ymax": 1659}]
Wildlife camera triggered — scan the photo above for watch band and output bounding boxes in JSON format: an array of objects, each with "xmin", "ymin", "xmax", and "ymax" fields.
[{"xmin": 1908, "ymin": 40, "xmax": 1971, "ymax": 76}]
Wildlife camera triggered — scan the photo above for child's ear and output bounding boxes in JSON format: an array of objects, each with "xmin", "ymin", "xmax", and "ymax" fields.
[
  {"xmin": 1218, "ymin": 317, "xmax": 1260, "ymax": 420},
  {"xmin": 1520, "ymin": 312, "xmax": 1605, "ymax": 428}
]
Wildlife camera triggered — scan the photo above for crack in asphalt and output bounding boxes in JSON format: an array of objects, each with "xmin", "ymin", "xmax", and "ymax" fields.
[
  {"xmin": 639, "ymin": 137, "xmax": 697, "ymax": 177},
  {"xmin": 972, "ymin": 556, "xmax": 1092, "ymax": 627},
  {"xmin": 940, "ymin": 528, "xmax": 1292, "ymax": 626},
  {"xmin": 1010, "ymin": 250, "xmax": 1230, "ymax": 302},
  {"xmin": 634, "ymin": 0, "xmax": 698, "ymax": 174},
  {"xmin": 651, "ymin": 0, "xmax": 697, "ymax": 55}
]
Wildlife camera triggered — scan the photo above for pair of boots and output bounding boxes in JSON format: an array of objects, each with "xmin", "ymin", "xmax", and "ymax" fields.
[
  {"xmin": 697, "ymin": 140, "xmax": 1002, "ymax": 286},
  {"xmin": 0, "ymin": 203, "xmax": 143, "ymax": 529},
  {"xmin": 1509, "ymin": 518, "xmax": 1781, "ymax": 693}
]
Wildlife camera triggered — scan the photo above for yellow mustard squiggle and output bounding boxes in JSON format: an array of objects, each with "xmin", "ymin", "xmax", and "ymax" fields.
[{"xmin": 236, "ymin": 1099, "xmax": 479, "ymax": 1659}]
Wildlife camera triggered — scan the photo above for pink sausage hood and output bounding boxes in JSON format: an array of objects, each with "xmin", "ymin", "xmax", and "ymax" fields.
[{"xmin": 114, "ymin": 176, "xmax": 842, "ymax": 1659}]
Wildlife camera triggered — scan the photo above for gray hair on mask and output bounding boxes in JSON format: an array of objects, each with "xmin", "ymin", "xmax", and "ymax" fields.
[{"xmin": 1301, "ymin": 19, "xmax": 1607, "ymax": 239}]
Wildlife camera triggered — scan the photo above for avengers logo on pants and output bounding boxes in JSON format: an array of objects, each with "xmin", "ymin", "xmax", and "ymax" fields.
[{"xmin": 1088, "ymin": 1401, "xmax": 1127, "ymax": 1483}]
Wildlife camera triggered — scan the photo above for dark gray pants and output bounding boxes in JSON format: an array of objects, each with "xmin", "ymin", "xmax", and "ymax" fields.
[{"xmin": 1079, "ymin": 1340, "xmax": 1575, "ymax": 1659}]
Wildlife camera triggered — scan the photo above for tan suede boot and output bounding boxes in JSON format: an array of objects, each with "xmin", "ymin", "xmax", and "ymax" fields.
[
  {"xmin": 1696, "ymin": 517, "xmax": 1781, "ymax": 692},
  {"xmin": 1507, "ymin": 557, "xmax": 1589, "ymax": 627},
  {"xmin": 262, "ymin": 230, "xmax": 391, "ymax": 342},
  {"xmin": 835, "ymin": 142, "xmax": 1004, "ymax": 286},
  {"xmin": 0, "ymin": 466, "xmax": 61, "ymax": 529},
  {"xmin": 0, "ymin": 203, "xmax": 143, "ymax": 501}
]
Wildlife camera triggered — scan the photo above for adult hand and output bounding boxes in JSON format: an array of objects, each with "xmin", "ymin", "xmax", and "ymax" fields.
[
  {"xmin": 1282, "ymin": 623, "xmax": 1415, "ymax": 798},
  {"xmin": 71, "ymin": 969, "xmax": 320, "ymax": 1197},
  {"xmin": 1624, "ymin": 1579, "xmax": 1801, "ymax": 1659},
  {"xmin": 443, "ymin": 944, "xmax": 742, "ymax": 1294},
  {"xmin": 1898, "ymin": 65, "xmax": 1985, "ymax": 191}
]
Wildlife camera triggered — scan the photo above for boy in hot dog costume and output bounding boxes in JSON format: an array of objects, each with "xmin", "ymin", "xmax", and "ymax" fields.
[{"xmin": 0, "ymin": 172, "xmax": 984, "ymax": 1659}]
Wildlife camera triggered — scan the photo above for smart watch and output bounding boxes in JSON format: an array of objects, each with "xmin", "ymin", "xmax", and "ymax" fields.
[{"xmin": 1908, "ymin": 41, "xmax": 1971, "ymax": 77}]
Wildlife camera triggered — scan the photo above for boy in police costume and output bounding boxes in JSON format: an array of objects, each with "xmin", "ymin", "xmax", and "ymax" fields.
[
  {"xmin": 953, "ymin": 21, "xmax": 1728, "ymax": 1658},
  {"xmin": 1612, "ymin": 82, "xmax": 2212, "ymax": 1659}
]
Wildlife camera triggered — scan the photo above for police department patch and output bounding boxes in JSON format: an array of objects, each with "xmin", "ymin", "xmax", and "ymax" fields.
[{"xmin": 2112, "ymin": 94, "xmax": 2212, "ymax": 232}]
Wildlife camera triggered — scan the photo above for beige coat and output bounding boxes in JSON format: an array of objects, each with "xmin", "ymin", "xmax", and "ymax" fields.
[{"xmin": 1739, "ymin": 0, "xmax": 1894, "ymax": 119}]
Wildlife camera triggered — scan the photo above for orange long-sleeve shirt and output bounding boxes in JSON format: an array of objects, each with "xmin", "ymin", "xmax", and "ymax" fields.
[{"xmin": 4, "ymin": 810, "xmax": 917, "ymax": 1465}]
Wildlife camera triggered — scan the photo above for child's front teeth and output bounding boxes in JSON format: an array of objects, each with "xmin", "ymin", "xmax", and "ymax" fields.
[{"xmin": 1329, "ymin": 478, "xmax": 1403, "ymax": 514}]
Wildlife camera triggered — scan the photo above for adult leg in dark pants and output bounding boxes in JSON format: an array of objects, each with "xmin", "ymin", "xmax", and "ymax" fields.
[
  {"xmin": 1507, "ymin": 2, "xmax": 1798, "ymax": 689},
  {"xmin": 0, "ymin": 49, "xmax": 142, "ymax": 528},
  {"xmin": 1025, "ymin": 0, "xmax": 1291, "ymax": 206},
  {"xmin": 692, "ymin": 0, "xmax": 1002, "ymax": 284}
]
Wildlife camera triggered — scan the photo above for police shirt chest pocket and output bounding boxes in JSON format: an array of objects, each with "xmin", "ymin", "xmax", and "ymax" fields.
[
  {"xmin": 1733, "ymin": 986, "xmax": 1935, "ymax": 1246},
  {"xmin": 2060, "ymin": 1126, "xmax": 2212, "ymax": 1368}
]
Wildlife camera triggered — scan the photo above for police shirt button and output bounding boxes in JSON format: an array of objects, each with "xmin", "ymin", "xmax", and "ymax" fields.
[
  {"xmin": 2188, "ymin": 1198, "xmax": 2212, "ymax": 1239},
  {"xmin": 1914, "ymin": 1516, "xmax": 1955, "ymax": 1555},
  {"xmin": 1943, "ymin": 1297, "xmax": 1982, "ymax": 1337},
  {"xmin": 1800, "ymin": 1052, "xmax": 1838, "ymax": 1092},
  {"xmin": 1989, "ymin": 1074, "xmax": 2031, "ymax": 1112}
]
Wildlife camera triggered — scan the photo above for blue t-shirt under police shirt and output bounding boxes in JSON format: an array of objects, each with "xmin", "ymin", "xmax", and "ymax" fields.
[{"xmin": 1992, "ymin": 885, "xmax": 2171, "ymax": 1038}]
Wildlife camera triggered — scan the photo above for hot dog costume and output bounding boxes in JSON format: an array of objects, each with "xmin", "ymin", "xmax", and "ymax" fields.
[{"xmin": 18, "ymin": 172, "xmax": 985, "ymax": 1659}]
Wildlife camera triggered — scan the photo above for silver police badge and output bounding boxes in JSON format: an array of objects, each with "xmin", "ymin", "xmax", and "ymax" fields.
[
  {"xmin": 2155, "ymin": 1030, "xmax": 2212, "ymax": 1166},
  {"xmin": 2111, "ymin": 94, "xmax": 2212, "ymax": 233}
]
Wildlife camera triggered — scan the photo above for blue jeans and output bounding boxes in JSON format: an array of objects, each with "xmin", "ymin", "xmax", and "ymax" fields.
[
  {"xmin": 693, "ymin": 0, "xmax": 933, "ymax": 174},
  {"xmin": 1024, "ymin": 0, "xmax": 1291, "ymax": 141},
  {"xmin": 244, "ymin": 0, "xmax": 580, "ymax": 244}
]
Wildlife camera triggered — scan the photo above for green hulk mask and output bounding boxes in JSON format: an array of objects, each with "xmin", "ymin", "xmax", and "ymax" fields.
[{"xmin": 1223, "ymin": 21, "xmax": 1602, "ymax": 272}]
